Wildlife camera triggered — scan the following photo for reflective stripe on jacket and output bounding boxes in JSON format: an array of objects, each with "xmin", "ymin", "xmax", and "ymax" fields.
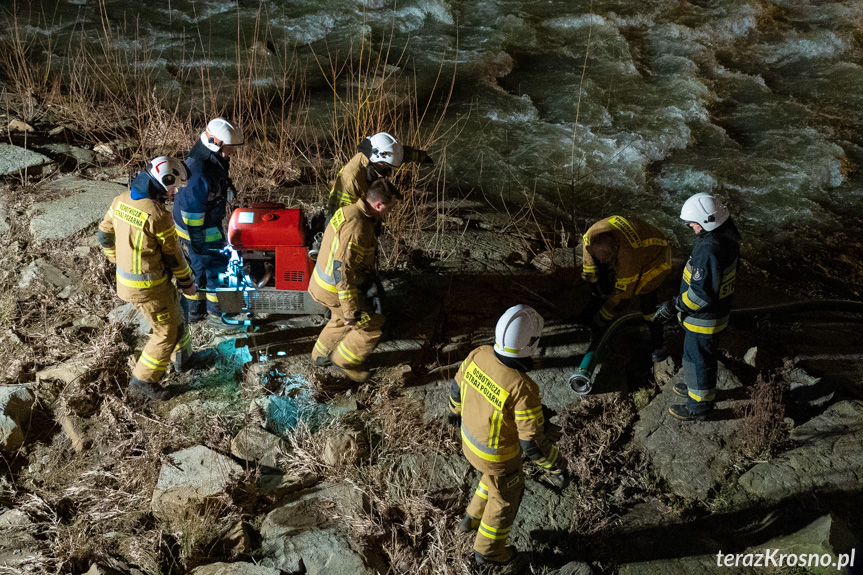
[
  {"xmin": 582, "ymin": 216, "xmax": 671, "ymax": 320},
  {"xmin": 676, "ymin": 219, "xmax": 741, "ymax": 334},
  {"xmin": 326, "ymin": 152, "xmax": 370, "ymax": 215},
  {"xmin": 98, "ymin": 173, "xmax": 193, "ymax": 302},
  {"xmin": 311, "ymin": 199, "xmax": 377, "ymax": 320},
  {"xmin": 451, "ymin": 346, "xmax": 558, "ymax": 476}
]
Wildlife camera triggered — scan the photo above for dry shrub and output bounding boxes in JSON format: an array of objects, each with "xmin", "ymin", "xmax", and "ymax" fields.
[
  {"xmin": 734, "ymin": 374, "xmax": 790, "ymax": 459},
  {"xmin": 557, "ymin": 394, "xmax": 656, "ymax": 535}
]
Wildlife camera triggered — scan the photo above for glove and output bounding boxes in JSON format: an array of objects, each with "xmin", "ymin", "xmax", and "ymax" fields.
[
  {"xmin": 545, "ymin": 469, "xmax": 569, "ymax": 490},
  {"xmin": 652, "ymin": 299, "xmax": 679, "ymax": 324},
  {"xmin": 590, "ymin": 279, "xmax": 613, "ymax": 299},
  {"xmin": 446, "ymin": 412, "xmax": 461, "ymax": 428}
]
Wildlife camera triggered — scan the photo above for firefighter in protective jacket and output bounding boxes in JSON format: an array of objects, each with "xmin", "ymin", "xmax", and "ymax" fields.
[
  {"xmin": 309, "ymin": 132, "xmax": 430, "ymax": 259},
  {"xmin": 173, "ymin": 118, "xmax": 243, "ymax": 324},
  {"xmin": 308, "ymin": 179, "xmax": 400, "ymax": 383},
  {"xmin": 98, "ymin": 157, "xmax": 197, "ymax": 400},
  {"xmin": 448, "ymin": 304, "xmax": 567, "ymax": 567},
  {"xmin": 580, "ymin": 215, "xmax": 672, "ymax": 360},
  {"xmin": 653, "ymin": 193, "xmax": 741, "ymax": 421}
]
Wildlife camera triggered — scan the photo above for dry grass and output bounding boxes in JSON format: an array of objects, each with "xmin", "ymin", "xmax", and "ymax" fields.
[
  {"xmin": 556, "ymin": 394, "xmax": 658, "ymax": 534},
  {"xmin": 733, "ymin": 374, "xmax": 790, "ymax": 459}
]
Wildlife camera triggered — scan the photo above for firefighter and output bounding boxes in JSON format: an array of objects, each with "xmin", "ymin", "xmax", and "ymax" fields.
[
  {"xmin": 98, "ymin": 157, "xmax": 201, "ymax": 400},
  {"xmin": 173, "ymin": 117, "xmax": 244, "ymax": 326},
  {"xmin": 579, "ymin": 215, "xmax": 672, "ymax": 362},
  {"xmin": 309, "ymin": 132, "xmax": 431, "ymax": 259},
  {"xmin": 308, "ymin": 178, "xmax": 400, "ymax": 383},
  {"xmin": 448, "ymin": 304, "xmax": 567, "ymax": 568},
  {"xmin": 652, "ymin": 193, "xmax": 741, "ymax": 421}
]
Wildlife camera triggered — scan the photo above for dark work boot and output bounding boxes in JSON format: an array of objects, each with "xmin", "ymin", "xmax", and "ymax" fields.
[
  {"xmin": 458, "ymin": 513, "xmax": 480, "ymax": 533},
  {"xmin": 129, "ymin": 377, "xmax": 171, "ymax": 401},
  {"xmin": 669, "ymin": 403, "xmax": 712, "ymax": 421},
  {"xmin": 333, "ymin": 363, "xmax": 370, "ymax": 383},
  {"xmin": 673, "ymin": 382, "xmax": 688, "ymax": 397},
  {"xmin": 474, "ymin": 547, "xmax": 519, "ymax": 570},
  {"xmin": 174, "ymin": 349, "xmax": 218, "ymax": 373}
]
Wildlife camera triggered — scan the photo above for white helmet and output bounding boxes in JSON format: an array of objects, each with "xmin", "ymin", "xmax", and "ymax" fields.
[
  {"xmin": 200, "ymin": 118, "xmax": 244, "ymax": 152},
  {"xmin": 148, "ymin": 156, "xmax": 189, "ymax": 193},
  {"xmin": 679, "ymin": 193, "xmax": 729, "ymax": 232},
  {"xmin": 368, "ymin": 132, "xmax": 404, "ymax": 167},
  {"xmin": 494, "ymin": 304, "xmax": 544, "ymax": 358}
]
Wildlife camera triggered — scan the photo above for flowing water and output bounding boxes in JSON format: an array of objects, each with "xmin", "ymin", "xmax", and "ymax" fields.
[{"xmin": 8, "ymin": 0, "xmax": 863, "ymax": 294}]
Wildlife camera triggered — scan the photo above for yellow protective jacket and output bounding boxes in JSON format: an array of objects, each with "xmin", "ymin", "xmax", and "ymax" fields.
[
  {"xmin": 98, "ymin": 173, "xmax": 194, "ymax": 303},
  {"xmin": 326, "ymin": 153, "xmax": 371, "ymax": 215},
  {"xmin": 310, "ymin": 199, "xmax": 377, "ymax": 320},
  {"xmin": 582, "ymin": 216, "xmax": 671, "ymax": 321},
  {"xmin": 449, "ymin": 346, "xmax": 560, "ymax": 476}
]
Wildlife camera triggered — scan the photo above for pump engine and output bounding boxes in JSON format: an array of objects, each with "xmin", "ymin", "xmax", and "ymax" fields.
[{"xmin": 212, "ymin": 202, "xmax": 324, "ymax": 322}]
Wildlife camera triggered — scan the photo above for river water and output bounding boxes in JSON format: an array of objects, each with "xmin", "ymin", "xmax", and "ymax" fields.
[{"xmin": 8, "ymin": 0, "xmax": 863, "ymax": 295}]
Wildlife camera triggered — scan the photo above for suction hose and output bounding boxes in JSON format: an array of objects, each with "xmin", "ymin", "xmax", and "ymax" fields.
[{"xmin": 568, "ymin": 299, "xmax": 863, "ymax": 396}]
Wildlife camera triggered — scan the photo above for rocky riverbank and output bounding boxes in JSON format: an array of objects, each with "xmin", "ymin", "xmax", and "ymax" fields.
[{"xmin": 0, "ymin": 119, "xmax": 862, "ymax": 575}]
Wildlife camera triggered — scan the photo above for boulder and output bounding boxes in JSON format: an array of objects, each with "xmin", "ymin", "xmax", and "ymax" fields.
[
  {"xmin": 36, "ymin": 355, "xmax": 92, "ymax": 385},
  {"xmin": 230, "ymin": 425, "xmax": 287, "ymax": 470},
  {"xmin": 0, "ymin": 385, "xmax": 35, "ymax": 453},
  {"xmin": 745, "ymin": 514, "xmax": 856, "ymax": 575},
  {"xmin": 548, "ymin": 562, "xmax": 595, "ymax": 575},
  {"xmin": 151, "ymin": 445, "xmax": 243, "ymax": 523},
  {"xmin": 17, "ymin": 258, "xmax": 75, "ymax": 291},
  {"xmin": 189, "ymin": 563, "xmax": 280, "ymax": 575},
  {"xmin": 0, "ymin": 143, "xmax": 51, "ymax": 176},
  {"xmin": 259, "ymin": 482, "xmax": 377, "ymax": 574},
  {"xmin": 28, "ymin": 174, "xmax": 125, "ymax": 241},
  {"xmin": 0, "ymin": 508, "xmax": 42, "ymax": 569},
  {"xmin": 633, "ymin": 363, "xmax": 747, "ymax": 501},
  {"xmin": 733, "ymin": 400, "xmax": 863, "ymax": 506}
]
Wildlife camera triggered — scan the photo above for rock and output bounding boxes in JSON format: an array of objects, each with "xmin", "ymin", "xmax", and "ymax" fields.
[
  {"xmin": 0, "ymin": 508, "xmax": 42, "ymax": 569},
  {"xmin": 8, "ymin": 119, "xmax": 33, "ymax": 132},
  {"xmin": 0, "ymin": 197, "xmax": 10, "ymax": 235},
  {"xmin": 93, "ymin": 143, "xmax": 116, "ymax": 158},
  {"xmin": 0, "ymin": 385, "xmax": 35, "ymax": 453},
  {"xmin": 36, "ymin": 355, "xmax": 91, "ymax": 385},
  {"xmin": 0, "ymin": 143, "xmax": 52, "ymax": 176},
  {"xmin": 108, "ymin": 302, "xmax": 151, "ymax": 337},
  {"xmin": 322, "ymin": 431, "xmax": 368, "ymax": 468},
  {"xmin": 784, "ymin": 367, "xmax": 821, "ymax": 390},
  {"xmin": 72, "ymin": 314, "xmax": 105, "ymax": 330},
  {"xmin": 47, "ymin": 125, "xmax": 67, "ymax": 136},
  {"xmin": 260, "ymin": 483, "xmax": 377, "ymax": 574},
  {"xmin": 749, "ymin": 514, "xmax": 856, "ymax": 573},
  {"xmin": 261, "ymin": 528, "xmax": 376, "ymax": 575},
  {"xmin": 548, "ymin": 562, "xmax": 595, "ymax": 575},
  {"xmin": 230, "ymin": 425, "xmax": 287, "ymax": 470},
  {"xmin": 17, "ymin": 258, "xmax": 74, "ymax": 290},
  {"xmin": 189, "ymin": 562, "xmax": 281, "ymax": 575},
  {"xmin": 733, "ymin": 400, "xmax": 863, "ymax": 507},
  {"xmin": 743, "ymin": 346, "xmax": 771, "ymax": 370},
  {"xmin": 633, "ymin": 363, "xmax": 747, "ymax": 501},
  {"xmin": 36, "ymin": 142, "xmax": 97, "ymax": 166},
  {"xmin": 531, "ymin": 248, "xmax": 576, "ymax": 273},
  {"xmin": 28, "ymin": 174, "xmax": 125, "ymax": 241},
  {"xmin": 151, "ymin": 445, "xmax": 244, "ymax": 524},
  {"xmin": 618, "ymin": 555, "xmax": 719, "ymax": 575}
]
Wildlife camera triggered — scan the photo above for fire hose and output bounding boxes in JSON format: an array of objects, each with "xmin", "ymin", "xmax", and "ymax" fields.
[{"xmin": 568, "ymin": 299, "xmax": 863, "ymax": 395}]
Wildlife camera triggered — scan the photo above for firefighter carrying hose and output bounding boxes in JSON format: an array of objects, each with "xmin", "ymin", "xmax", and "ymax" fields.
[
  {"xmin": 308, "ymin": 179, "xmax": 400, "ymax": 383},
  {"xmin": 652, "ymin": 193, "xmax": 741, "ymax": 421},
  {"xmin": 98, "ymin": 157, "xmax": 209, "ymax": 400},
  {"xmin": 578, "ymin": 216, "xmax": 672, "ymax": 362},
  {"xmin": 448, "ymin": 304, "xmax": 568, "ymax": 568},
  {"xmin": 173, "ymin": 118, "xmax": 244, "ymax": 327},
  {"xmin": 309, "ymin": 132, "xmax": 432, "ymax": 259}
]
